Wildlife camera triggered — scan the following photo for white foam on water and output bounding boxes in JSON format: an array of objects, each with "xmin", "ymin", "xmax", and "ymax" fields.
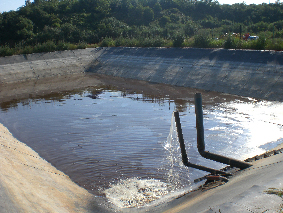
[
  {"xmin": 103, "ymin": 178, "xmax": 169, "ymax": 208},
  {"xmin": 103, "ymin": 113, "xmax": 194, "ymax": 209}
]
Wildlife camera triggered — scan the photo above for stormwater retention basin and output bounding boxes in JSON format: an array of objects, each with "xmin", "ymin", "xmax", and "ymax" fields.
[{"xmin": 1, "ymin": 75, "xmax": 283, "ymax": 210}]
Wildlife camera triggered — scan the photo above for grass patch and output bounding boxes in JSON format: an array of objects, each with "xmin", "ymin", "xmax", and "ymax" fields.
[{"xmin": 264, "ymin": 188, "xmax": 283, "ymax": 197}]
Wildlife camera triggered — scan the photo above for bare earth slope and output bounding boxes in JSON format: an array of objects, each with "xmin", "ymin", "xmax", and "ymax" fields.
[{"xmin": 0, "ymin": 123, "xmax": 103, "ymax": 213}]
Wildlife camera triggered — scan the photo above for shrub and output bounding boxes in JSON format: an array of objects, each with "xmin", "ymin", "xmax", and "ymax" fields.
[
  {"xmin": 87, "ymin": 44, "xmax": 98, "ymax": 48},
  {"xmin": 57, "ymin": 41, "xmax": 70, "ymax": 50},
  {"xmin": 114, "ymin": 37, "xmax": 126, "ymax": 47},
  {"xmin": 254, "ymin": 36, "xmax": 266, "ymax": 50},
  {"xmin": 152, "ymin": 37, "xmax": 165, "ymax": 47},
  {"xmin": 0, "ymin": 45, "xmax": 14, "ymax": 56},
  {"xmin": 224, "ymin": 36, "xmax": 234, "ymax": 49},
  {"xmin": 100, "ymin": 37, "xmax": 115, "ymax": 47},
  {"xmin": 77, "ymin": 42, "xmax": 87, "ymax": 49},
  {"xmin": 122, "ymin": 38, "xmax": 139, "ymax": 47},
  {"xmin": 22, "ymin": 45, "xmax": 34, "ymax": 54},
  {"xmin": 275, "ymin": 30, "xmax": 283, "ymax": 38},
  {"xmin": 223, "ymin": 36, "xmax": 244, "ymax": 49},
  {"xmin": 183, "ymin": 38, "xmax": 194, "ymax": 47},
  {"xmin": 34, "ymin": 41, "xmax": 57, "ymax": 53},
  {"xmin": 194, "ymin": 34, "xmax": 209, "ymax": 48},
  {"xmin": 139, "ymin": 37, "xmax": 165, "ymax": 47},
  {"xmin": 209, "ymin": 39, "xmax": 224, "ymax": 48},
  {"xmin": 265, "ymin": 39, "xmax": 283, "ymax": 51},
  {"xmin": 172, "ymin": 34, "xmax": 184, "ymax": 47},
  {"xmin": 68, "ymin": 43, "xmax": 77, "ymax": 50},
  {"xmin": 241, "ymin": 35, "xmax": 266, "ymax": 50},
  {"xmin": 139, "ymin": 37, "xmax": 152, "ymax": 47}
]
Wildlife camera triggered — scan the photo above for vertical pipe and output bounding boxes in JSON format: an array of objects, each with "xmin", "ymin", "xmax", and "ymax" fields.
[
  {"xmin": 174, "ymin": 111, "xmax": 229, "ymax": 175},
  {"xmin": 174, "ymin": 111, "xmax": 188, "ymax": 165},
  {"xmin": 194, "ymin": 93, "xmax": 251, "ymax": 169},
  {"xmin": 195, "ymin": 93, "xmax": 205, "ymax": 153}
]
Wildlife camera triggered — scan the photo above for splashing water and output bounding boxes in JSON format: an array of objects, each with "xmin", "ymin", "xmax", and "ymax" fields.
[
  {"xmin": 104, "ymin": 178, "xmax": 169, "ymax": 208},
  {"xmin": 103, "ymin": 112, "xmax": 194, "ymax": 208},
  {"xmin": 163, "ymin": 113, "xmax": 192, "ymax": 191}
]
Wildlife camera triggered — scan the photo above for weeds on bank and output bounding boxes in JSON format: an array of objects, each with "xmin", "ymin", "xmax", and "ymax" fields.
[
  {"xmin": 1, "ymin": 35, "xmax": 283, "ymax": 57},
  {"xmin": 265, "ymin": 188, "xmax": 283, "ymax": 197},
  {"xmin": 0, "ymin": 41, "xmax": 92, "ymax": 57},
  {"xmin": 264, "ymin": 187, "xmax": 283, "ymax": 213},
  {"xmin": 99, "ymin": 35, "xmax": 283, "ymax": 50}
]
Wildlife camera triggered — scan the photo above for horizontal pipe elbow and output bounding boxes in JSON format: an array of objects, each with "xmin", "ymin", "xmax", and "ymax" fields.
[{"xmin": 198, "ymin": 148, "xmax": 206, "ymax": 157}]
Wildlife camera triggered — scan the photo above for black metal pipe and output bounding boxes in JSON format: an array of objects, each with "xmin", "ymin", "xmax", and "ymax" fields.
[
  {"xmin": 194, "ymin": 93, "xmax": 251, "ymax": 170},
  {"xmin": 174, "ymin": 111, "xmax": 229, "ymax": 176},
  {"xmin": 195, "ymin": 93, "xmax": 205, "ymax": 153},
  {"xmin": 174, "ymin": 111, "xmax": 188, "ymax": 165}
]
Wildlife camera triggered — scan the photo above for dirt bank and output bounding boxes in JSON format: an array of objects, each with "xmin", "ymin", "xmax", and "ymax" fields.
[{"xmin": 0, "ymin": 123, "xmax": 109, "ymax": 213}]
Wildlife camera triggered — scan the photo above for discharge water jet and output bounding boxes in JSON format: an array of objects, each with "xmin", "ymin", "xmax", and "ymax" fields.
[{"xmin": 174, "ymin": 110, "xmax": 229, "ymax": 176}]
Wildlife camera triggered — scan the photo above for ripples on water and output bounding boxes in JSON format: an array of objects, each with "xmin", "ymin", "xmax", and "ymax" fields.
[{"xmin": 1, "ymin": 85, "xmax": 283, "ymax": 210}]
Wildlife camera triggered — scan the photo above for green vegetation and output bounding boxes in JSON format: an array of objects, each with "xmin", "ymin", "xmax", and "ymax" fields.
[
  {"xmin": 1, "ymin": 0, "xmax": 283, "ymax": 56},
  {"xmin": 265, "ymin": 188, "xmax": 283, "ymax": 197}
]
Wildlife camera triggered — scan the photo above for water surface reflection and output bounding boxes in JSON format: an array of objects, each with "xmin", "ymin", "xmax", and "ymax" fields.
[{"xmin": 0, "ymin": 76, "xmax": 282, "ymax": 209}]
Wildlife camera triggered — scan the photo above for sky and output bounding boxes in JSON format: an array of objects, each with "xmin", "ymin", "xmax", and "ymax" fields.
[{"xmin": 0, "ymin": 0, "xmax": 279, "ymax": 13}]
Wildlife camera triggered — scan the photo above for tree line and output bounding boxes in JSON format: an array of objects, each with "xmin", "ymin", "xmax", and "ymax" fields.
[{"xmin": 1, "ymin": 0, "xmax": 283, "ymax": 56}]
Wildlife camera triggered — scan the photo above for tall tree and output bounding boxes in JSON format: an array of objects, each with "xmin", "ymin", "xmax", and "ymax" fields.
[{"xmin": 0, "ymin": 11, "xmax": 34, "ymax": 45}]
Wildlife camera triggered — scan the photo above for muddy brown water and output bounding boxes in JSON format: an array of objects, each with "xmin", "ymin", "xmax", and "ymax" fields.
[{"xmin": 1, "ymin": 74, "xmax": 283, "ymax": 209}]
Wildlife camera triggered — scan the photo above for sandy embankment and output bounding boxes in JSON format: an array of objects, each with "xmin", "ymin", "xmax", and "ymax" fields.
[
  {"xmin": 1, "ymin": 47, "xmax": 283, "ymax": 212},
  {"xmin": 0, "ymin": 49, "xmax": 106, "ymax": 212},
  {"xmin": 0, "ymin": 123, "xmax": 97, "ymax": 213}
]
